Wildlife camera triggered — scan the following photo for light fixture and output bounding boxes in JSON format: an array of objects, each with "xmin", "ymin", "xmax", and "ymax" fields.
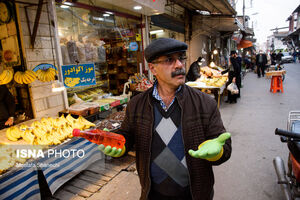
[
  {"xmin": 150, "ymin": 30, "xmax": 164, "ymax": 34},
  {"xmin": 133, "ymin": 5, "xmax": 142, "ymax": 10},
  {"xmin": 52, "ymin": 80, "xmax": 65, "ymax": 93},
  {"xmin": 63, "ymin": 2, "xmax": 72, "ymax": 6},
  {"xmin": 103, "ymin": 13, "xmax": 110, "ymax": 17},
  {"xmin": 213, "ymin": 49, "xmax": 218, "ymax": 55},
  {"xmin": 93, "ymin": 16, "xmax": 104, "ymax": 21},
  {"xmin": 209, "ymin": 61, "xmax": 216, "ymax": 68},
  {"xmin": 60, "ymin": 5, "xmax": 69, "ymax": 9},
  {"xmin": 105, "ymin": 11, "xmax": 113, "ymax": 15},
  {"xmin": 196, "ymin": 10, "xmax": 210, "ymax": 15}
]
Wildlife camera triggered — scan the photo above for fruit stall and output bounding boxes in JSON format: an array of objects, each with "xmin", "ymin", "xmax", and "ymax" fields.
[
  {"xmin": 186, "ymin": 66, "xmax": 228, "ymax": 108},
  {"xmin": 0, "ymin": 105, "xmax": 127, "ymax": 199},
  {"xmin": 0, "ymin": 114, "xmax": 103, "ymax": 199}
]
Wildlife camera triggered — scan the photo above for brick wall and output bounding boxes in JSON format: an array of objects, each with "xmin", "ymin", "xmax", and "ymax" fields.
[{"xmin": 18, "ymin": 0, "xmax": 65, "ymax": 118}]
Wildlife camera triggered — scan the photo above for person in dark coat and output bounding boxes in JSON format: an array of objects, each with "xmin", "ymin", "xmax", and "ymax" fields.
[
  {"xmin": 271, "ymin": 51, "xmax": 277, "ymax": 65},
  {"xmin": 98, "ymin": 38, "xmax": 232, "ymax": 200},
  {"xmin": 224, "ymin": 50, "xmax": 241, "ymax": 103},
  {"xmin": 255, "ymin": 50, "xmax": 267, "ymax": 78},
  {"xmin": 0, "ymin": 85, "xmax": 16, "ymax": 129},
  {"xmin": 186, "ymin": 56, "xmax": 204, "ymax": 82},
  {"xmin": 276, "ymin": 50, "xmax": 284, "ymax": 64}
]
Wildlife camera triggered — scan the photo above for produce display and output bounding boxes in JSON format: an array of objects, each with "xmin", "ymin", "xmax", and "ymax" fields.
[
  {"xmin": 0, "ymin": 68, "xmax": 13, "ymax": 85},
  {"xmin": 0, "ymin": 145, "xmax": 39, "ymax": 174},
  {"xmin": 97, "ymin": 111, "xmax": 125, "ymax": 130},
  {"xmin": 5, "ymin": 114, "xmax": 95, "ymax": 145},
  {"xmin": 0, "ymin": 115, "xmax": 96, "ymax": 175},
  {"xmin": 14, "ymin": 70, "xmax": 37, "ymax": 84},
  {"xmin": 200, "ymin": 66, "xmax": 225, "ymax": 78},
  {"xmin": 200, "ymin": 76, "xmax": 228, "ymax": 87}
]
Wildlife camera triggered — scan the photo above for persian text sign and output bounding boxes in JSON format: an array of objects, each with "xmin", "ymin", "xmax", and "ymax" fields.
[{"xmin": 62, "ymin": 63, "xmax": 96, "ymax": 88}]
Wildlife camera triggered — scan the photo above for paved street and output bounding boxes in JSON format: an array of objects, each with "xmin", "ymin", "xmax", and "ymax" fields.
[
  {"xmin": 214, "ymin": 62, "xmax": 300, "ymax": 200},
  {"xmin": 55, "ymin": 62, "xmax": 300, "ymax": 200}
]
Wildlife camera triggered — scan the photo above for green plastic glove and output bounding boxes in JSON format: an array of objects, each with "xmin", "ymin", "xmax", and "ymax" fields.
[
  {"xmin": 98, "ymin": 144, "xmax": 123, "ymax": 157},
  {"xmin": 188, "ymin": 132, "xmax": 231, "ymax": 161},
  {"xmin": 97, "ymin": 128, "xmax": 124, "ymax": 157}
]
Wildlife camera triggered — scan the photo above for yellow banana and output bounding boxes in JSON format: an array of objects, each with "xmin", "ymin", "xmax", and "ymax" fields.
[
  {"xmin": 22, "ymin": 73, "xmax": 30, "ymax": 84},
  {"xmin": 78, "ymin": 116, "xmax": 95, "ymax": 128},
  {"xmin": 22, "ymin": 130, "xmax": 35, "ymax": 144},
  {"xmin": 6, "ymin": 127, "xmax": 18, "ymax": 141},
  {"xmin": 0, "ymin": 70, "xmax": 7, "ymax": 81},
  {"xmin": 10, "ymin": 126, "xmax": 22, "ymax": 139},
  {"xmin": 0, "ymin": 69, "xmax": 13, "ymax": 84},
  {"xmin": 14, "ymin": 71, "xmax": 23, "ymax": 84},
  {"xmin": 32, "ymin": 127, "xmax": 46, "ymax": 138},
  {"xmin": 24, "ymin": 70, "xmax": 36, "ymax": 83}
]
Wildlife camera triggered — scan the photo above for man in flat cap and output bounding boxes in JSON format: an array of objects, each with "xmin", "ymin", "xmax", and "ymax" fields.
[{"xmin": 98, "ymin": 38, "xmax": 232, "ymax": 200}]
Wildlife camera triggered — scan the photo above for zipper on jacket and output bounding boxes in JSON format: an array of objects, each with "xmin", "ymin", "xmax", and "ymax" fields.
[
  {"xmin": 146, "ymin": 95, "xmax": 154, "ymax": 198},
  {"xmin": 177, "ymin": 96, "xmax": 194, "ymax": 200}
]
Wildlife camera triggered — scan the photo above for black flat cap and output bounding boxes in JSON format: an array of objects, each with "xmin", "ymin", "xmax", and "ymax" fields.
[
  {"xmin": 145, "ymin": 38, "xmax": 188, "ymax": 63},
  {"xmin": 230, "ymin": 50, "xmax": 237, "ymax": 55}
]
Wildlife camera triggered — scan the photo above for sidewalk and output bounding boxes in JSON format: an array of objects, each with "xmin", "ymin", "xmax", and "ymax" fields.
[{"xmin": 47, "ymin": 153, "xmax": 139, "ymax": 200}]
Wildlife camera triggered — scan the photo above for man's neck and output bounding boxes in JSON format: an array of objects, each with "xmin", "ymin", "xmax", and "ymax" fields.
[{"xmin": 157, "ymin": 83, "xmax": 177, "ymax": 107}]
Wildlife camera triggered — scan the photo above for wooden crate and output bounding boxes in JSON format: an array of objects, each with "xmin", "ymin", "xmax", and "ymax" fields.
[{"xmin": 265, "ymin": 70, "xmax": 286, "ymax": 77}]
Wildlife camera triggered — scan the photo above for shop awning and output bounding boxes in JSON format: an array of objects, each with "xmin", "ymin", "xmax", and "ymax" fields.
[
  {"xmin": 193, "ymin": 15, "xmax": 239, "ymax": 37},
  {"xmin": 151, "ymin": 14, "xmax": 185, "ymax": 33},
  {"xmin": 170, "ymin": 0, "xmax": 236, "ymax": 16},
  {"xmin": 237, "ymin": 39, "xmax": 253, "ymax": 49}
]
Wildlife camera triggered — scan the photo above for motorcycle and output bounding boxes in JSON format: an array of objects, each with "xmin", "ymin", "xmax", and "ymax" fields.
[{"xmin": 273, "ymin": 111, "xmax": 300, "ymax": 200}]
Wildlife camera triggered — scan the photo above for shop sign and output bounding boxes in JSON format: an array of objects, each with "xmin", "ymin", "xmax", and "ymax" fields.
[
  {"xmin": 136, "ymin": 33, "xmax": 142, "ymax": 41},
  {"xmin": 129, "ymin": 42, "xmax": 138, "ymax": 51},
  {"xmin": 62, "ymin": 63, "xmax": 96, "ymax": 88}
]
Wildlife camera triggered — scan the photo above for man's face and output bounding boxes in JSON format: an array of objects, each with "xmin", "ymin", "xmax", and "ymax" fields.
[{"xmin": 149, "ymin": 52, "xmax": 187, "ymax": 89}]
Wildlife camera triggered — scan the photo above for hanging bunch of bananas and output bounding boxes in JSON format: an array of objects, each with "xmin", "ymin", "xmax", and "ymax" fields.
[
  {"xmin": 14, "ymin": 70, "xmax": 37, "ymax": 84},
  {"xmin": 0, "ymin": 68, "xmax": 14, "ymax": 85},
  {"xmin": 36, "ymin": 68, "xmax": 57, "ymax": 82}
]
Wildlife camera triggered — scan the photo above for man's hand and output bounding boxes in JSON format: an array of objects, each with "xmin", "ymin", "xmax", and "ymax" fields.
[
  {"xmin": 5, "ymin": 117, "xmax": 14, "ymax": 126},
  {"xmin": 98, "ymin": 145, "xmax": 124, "ymax": 157},
  {"xmin": 188, "ymin": 132, "xmax": 231, "ymax": 161}
]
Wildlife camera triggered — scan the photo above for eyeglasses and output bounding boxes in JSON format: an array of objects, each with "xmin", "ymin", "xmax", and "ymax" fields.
[{"xmin": 152, "ymin": 56, "xmax": 187, "ymax": 65}]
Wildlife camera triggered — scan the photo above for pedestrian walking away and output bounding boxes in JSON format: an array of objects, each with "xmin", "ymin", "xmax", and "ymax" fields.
[{"xmin": 97, "ymin": 38, "xmax": 232, "ymax": 200}]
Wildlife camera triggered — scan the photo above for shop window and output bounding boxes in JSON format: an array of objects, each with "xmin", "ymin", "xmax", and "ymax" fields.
[{"xmin": 56, "ymin": 5, "xmax": 141, "ymax": 105}]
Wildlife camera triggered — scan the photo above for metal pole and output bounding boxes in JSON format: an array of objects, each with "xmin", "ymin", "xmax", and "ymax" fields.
[{"xmin": 243, "ymin": 0, "xmax": 245, "ymax": 27}]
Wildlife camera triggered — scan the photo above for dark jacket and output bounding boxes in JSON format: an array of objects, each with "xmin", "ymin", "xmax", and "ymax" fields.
[
  {"xmin": 256, "ymin": 54, "xmax": 267, "ymax": 66},
  {"xmin": 119, "ymin": 84, "xmax": 232, "ymax": 200},
  {"xmin": 186, "ymin": 61, "xmax": 200, "ymax": 82},
  {"xmin": 0, "ymin": 85, "xmax": 15, "ymax": 122}
]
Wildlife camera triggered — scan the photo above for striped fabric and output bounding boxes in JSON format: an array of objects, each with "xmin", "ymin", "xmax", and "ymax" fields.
[
  {"xmin": 0, "ymin": 165, "xmax": 40, "ymax": 200},
  {"xmin": 37, "ymin": 138, "xmax": 103, "ymax": 194},
  {"xmin": 0, "ymin": 137, "xmax": 103, "ymax": 199}
]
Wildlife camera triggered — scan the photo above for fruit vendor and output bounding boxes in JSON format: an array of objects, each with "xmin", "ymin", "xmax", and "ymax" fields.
[
  {"xmin": 0, "ymin": 85, "xmax": 15, "ymax": 130},
  {"xmin": 98, "ymin": 38, "xmax": 232, "ymax": 200},
  {"xmin": 186, "ymin": 56, "xmax": 205, "ymax": 82}
]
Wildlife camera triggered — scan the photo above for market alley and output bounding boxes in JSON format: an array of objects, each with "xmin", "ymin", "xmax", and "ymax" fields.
[{"xmin": 82, "ymin": 62, "xmax": 300, "ymax": 200}]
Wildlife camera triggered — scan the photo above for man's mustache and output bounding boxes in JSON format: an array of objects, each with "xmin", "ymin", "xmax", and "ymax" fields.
[{"xmin": 171, "ymin": 68, "xmax": 186, "ymax": 78}]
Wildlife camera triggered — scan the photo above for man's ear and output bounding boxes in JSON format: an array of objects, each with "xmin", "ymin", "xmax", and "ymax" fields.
[{"xmin": 148, "ymin": 63, "xmax": 157, "ymax": 75}]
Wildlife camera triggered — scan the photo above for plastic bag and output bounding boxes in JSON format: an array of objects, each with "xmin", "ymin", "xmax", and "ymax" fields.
[{"xmin": 227, "ymin": 83, "xmax": 239, "ymax": 94}]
